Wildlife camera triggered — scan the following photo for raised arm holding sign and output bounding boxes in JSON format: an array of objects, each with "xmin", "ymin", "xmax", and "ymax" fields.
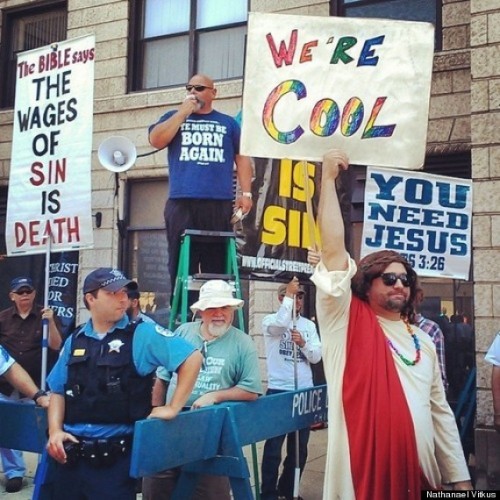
[{"xmin": 310, "ymin": 150, "xmax": 472, "ymax": 498}]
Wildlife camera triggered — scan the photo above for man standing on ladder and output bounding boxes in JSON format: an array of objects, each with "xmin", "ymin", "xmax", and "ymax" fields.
[
  {"xmin": 261, "ymin": 277, "xmax": 322, "ymax": 500},
  {"xmin": 148, "ymin": 74, "xmax": 253, "ymax": 297}
]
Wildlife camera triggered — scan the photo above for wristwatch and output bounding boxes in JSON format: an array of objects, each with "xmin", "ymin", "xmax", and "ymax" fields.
[
  {"xmin": 32, "ymin": 389, "xmax": 48, "ymax": 404},
  {"xmin": 241, "ymin": 192, "xmax": 252, "ymax": 199}
]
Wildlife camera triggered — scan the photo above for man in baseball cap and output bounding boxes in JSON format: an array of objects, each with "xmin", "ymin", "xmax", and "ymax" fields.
[
  {"xmin": 277, "ymin": 282, "xmax": 305, "ymax": 298},
  {"xmin": 261, "ymin": 277, "xmax": 321, "ymax": 500},
  {"xmin": 0, "ymin": 276, "xmax": 63, "ymax": 493},
  {"xmin": 10, "ymin": 277, "xmax": 35, "ymax": 293},
  {"xmin": 46, "ymin": 267, "xmax": 202, "ymax": 499},
  {"xmin": 82, "ymin": 268, "xmax": 134, "ymax": 294}
]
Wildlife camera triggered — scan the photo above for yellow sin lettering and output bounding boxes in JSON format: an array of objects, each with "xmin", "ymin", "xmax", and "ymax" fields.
[
  {"xmin": 261, "ymin": 205, "xmax": 287, "ymax": 245},
  {"xmin": 278, "ymin": 159, "xmax": 293, "ymax": 198},
  {"xmin": 292, "ymin": 161, "xmax": 316, "ymax": 202},
  {"xmin": 287, "ymin": 209, "xmax": 301, "ymax": 247}
]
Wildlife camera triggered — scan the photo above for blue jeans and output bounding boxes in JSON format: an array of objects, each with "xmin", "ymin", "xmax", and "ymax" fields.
[
  {"xmin": 260, "ymin": 389, "xmax": 310, "ymax": 500},
  {"xmin": 0, "ymin": 448, "xmax": 25, "ymax": 480},
  {"xmin": 0, "ymin": 392, "xmax": 27, "ymax": 479}
]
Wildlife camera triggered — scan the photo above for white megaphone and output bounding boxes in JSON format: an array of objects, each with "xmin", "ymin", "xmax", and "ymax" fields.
[{"xmin": 98, "ymin": 136, "xmax": 137, "ymax": 172}]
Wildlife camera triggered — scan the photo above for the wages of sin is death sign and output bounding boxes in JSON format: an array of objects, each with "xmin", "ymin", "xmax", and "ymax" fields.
[
  {"xmin": 241, "ymin": 13, "xmax": 435, "ymax": 169},
  {"xmin": 6, "ymin": 35, "xmax": 95, "ymax": 255}
]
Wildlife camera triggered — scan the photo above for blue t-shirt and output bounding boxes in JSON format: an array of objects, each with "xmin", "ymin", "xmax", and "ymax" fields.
[
  {"xmin": 149, "ymin": 110, "xmax": 241, "ymax": 200},
  {"xmin": 47, "ymin": 315, "xmax": 197, "ymax": 438}
]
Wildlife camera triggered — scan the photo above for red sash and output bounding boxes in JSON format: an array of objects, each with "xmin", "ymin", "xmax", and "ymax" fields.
[{"xmin": 342, "ymin": 296, "xmax": 427, "ymax": 499}]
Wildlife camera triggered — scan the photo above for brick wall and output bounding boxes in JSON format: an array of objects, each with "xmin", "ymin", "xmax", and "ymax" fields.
[
  {"xmin": 471, "ymin": 0, "xmax": 500, "ymax": 489},
  {"xmin": 2, "ymin": 0, "xmax": 500, "ymax": 480}
]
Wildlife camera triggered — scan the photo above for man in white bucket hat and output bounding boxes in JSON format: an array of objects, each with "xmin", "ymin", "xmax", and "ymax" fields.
[
  {"xmin": 190, "ymin": 279, "xmax": 244, "ymax": 315},
  {"xmin": 143, "ymin": 280, "xmax": 262, "ymax": 500}
]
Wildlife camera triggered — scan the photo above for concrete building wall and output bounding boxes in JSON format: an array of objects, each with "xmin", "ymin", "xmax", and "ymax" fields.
[
  {"xmin": 1, "ymin": 0, "xmax": 500, "ymax": 486},
  {"xmin": 470, "ymin": 0, "xmax": 500, "ymax": 489},
  {"xmin": 428, "ymin": 0, "xmax": 471, "ymax": 154}
]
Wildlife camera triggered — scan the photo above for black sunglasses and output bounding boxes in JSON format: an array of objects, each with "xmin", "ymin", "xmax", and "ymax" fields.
[
  {"xmin": 378, "ymin": 272, "xmax": 411, "ymax": 287},
  {"xmin": 14, "ymin": 289, "xmax": 34, "ymax": 295},
  {"xmin": 185, "ymin": 84, "xmax": 213, "ymax": 92}
]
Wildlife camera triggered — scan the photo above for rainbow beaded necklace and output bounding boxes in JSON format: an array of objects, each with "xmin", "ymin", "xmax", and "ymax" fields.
[{"xmin": 385, "ymin": 320, "xmax": 421, "ymax": 366}]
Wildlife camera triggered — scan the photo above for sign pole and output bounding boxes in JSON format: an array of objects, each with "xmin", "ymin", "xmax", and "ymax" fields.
[
  {"xmin": 301, "ymin": 160, "xmax": 320, "ymax": 252},
  {"xmin": 40, "ymin": 233, "xmax": 51, "ymax": 391},
  {"xmin": 292, "ymin": 296, "xmax": 301, "ymax": 499}
]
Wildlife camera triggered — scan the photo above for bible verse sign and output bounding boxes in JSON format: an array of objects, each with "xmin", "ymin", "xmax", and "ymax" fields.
[
  {"xmin": 7, "ymin": 35, "xmax": 95, "ymax": 255},
  {"xmin": 361, "ymin": 167, "xmax": 472, "ymax": 280}
]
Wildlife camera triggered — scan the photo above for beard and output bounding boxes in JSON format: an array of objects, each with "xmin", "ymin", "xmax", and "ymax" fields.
[
  {"xmin": 207, "ymin": 322, "xmax": 230, "ymax": 338},
  {"xmin": 384, "ymin": 296, "xmax": 408, "ymax": 312}
]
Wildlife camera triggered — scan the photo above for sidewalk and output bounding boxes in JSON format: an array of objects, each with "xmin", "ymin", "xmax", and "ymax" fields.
[
  {"xmin": 1, "ymin": 427, "xmax": 328, "ymax": 499},
  {"xmin": 245, "ymin": 426, "xmax": 327, "ymax": 499}
]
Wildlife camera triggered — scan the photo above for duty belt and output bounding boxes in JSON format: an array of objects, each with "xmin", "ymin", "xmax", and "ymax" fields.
[{"xmin": 63, "ymin": 435, "xmax": 133, "ymax": 468}]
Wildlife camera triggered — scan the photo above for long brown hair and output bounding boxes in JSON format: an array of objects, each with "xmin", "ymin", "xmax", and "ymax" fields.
[{"xmin": 351, "ymin": 250, "xmax": 418, "ymax": 323}]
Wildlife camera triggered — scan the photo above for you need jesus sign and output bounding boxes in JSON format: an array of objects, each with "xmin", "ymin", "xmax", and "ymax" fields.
[
  {"xmin": 361, "ymin": 167, "xmax": 473, "ymax": 280},
  {"xmin": 241, "ymin": 13, "xmax": 435, "ymax": 168}
]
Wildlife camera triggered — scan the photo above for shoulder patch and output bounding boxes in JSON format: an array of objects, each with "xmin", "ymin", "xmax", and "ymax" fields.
[
  {"xmin": 155, "ymin": 325, "xmax": 175, "ymax": 337},
  {"xmin": 0, "ymin": 345, "xmax": 10, "ymax": 362}
]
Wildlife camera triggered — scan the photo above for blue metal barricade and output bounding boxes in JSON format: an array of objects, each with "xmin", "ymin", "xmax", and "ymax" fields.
[
  {"xmin": 0, "ymin": 401, "xmax": 47, "ymax": 452},
  {"xmin": 0, "ymin": 386, "xmax": 328, "ymax": 499},
  {"xmin": 131, "ymin": 386, "xmax": 328, "ymax": 499}
]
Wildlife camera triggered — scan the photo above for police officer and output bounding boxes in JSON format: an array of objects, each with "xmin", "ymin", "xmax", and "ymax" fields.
[{"xmin": 46, "ymin": 268, "xmax": 202, "ymax": 500}]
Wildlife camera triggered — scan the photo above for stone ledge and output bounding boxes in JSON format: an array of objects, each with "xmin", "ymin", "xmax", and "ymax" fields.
[
  {"xmin": 426, "ymin": 142, "xmax": 471, "ymax": 155},
  {"xmin": 433, "ymin": 49, "xmax": 471, "ymax": 71}
]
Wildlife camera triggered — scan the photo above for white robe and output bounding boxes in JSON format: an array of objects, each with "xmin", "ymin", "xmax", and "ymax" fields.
[{"xmin": 311, "ymin": 259, "xmax": 470, "ymax": 499}]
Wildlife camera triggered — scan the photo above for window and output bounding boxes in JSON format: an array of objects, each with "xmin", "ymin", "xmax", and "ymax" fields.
[
  {"xmin": 125, "ymin": 179, "xmax": 171, "ymax": 325},
  {"xmin": 0, "ymin": 1, "xmax": 67, "ymax": 109},
  {"xmin": 332, "ymin": 0, "xmax": 441, "ymax": 50},
  {"xmin": 132, "ymin": 0, "xmax": 248, "ymax": 91}
]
